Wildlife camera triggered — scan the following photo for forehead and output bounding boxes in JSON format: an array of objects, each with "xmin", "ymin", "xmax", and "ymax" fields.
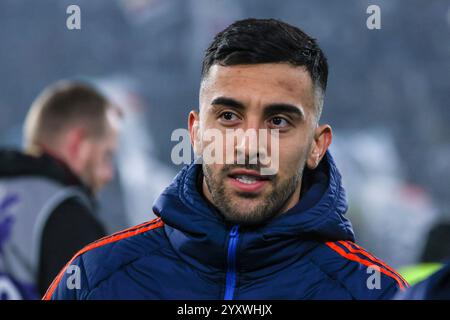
[{"xmin": 200, "ymin": 63, "xmax": 315, "ymax": 110}]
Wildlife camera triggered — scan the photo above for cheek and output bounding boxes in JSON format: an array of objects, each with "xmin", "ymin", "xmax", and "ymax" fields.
[
  {"xmin": 205, "ymin": 162, "xmax": 223, "ymax": 178},
  {"xmin": 89, "ymin": 152, "xmax": 107, "ymax": 179},
  {"xmin": 100, "ymin": 158, "xmax": 114, "ymax": 179},
  {"xmin": 198, "ymin": 125, "xmax": 230, "ymax": 162},
  {"xmin": 277, "ymin": 140, "xmax": 309, "ymax": 176},
  {"xmin": 79, "ymin": 143, "xmax": 94, "ymax": 169}
]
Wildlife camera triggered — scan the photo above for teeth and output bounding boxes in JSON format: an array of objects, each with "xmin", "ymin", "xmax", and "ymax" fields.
[{"xmin": 235, "ymin": 175, "xmax": 257, "ymax": 184}]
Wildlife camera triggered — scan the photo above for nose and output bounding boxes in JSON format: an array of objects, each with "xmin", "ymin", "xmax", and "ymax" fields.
[
  {"xmin": 235, "ymin": 135, "xmax": 259, "ymax": 165},
  {"xmin": 234, "ymin": 119, "xmax": 265, "ymax": 165}
]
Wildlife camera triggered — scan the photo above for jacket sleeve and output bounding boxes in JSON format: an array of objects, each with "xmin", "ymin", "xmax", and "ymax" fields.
[
  {"xmin": 315, "ymin": 242, "xmax": 409, "ymax": 299},
  {"xmin": 38, "ymin": 198, "xmax": 106, "ymax": 297},
  {"xmin": 43, "ymin": 254, "xmax": 90, "ymax": 300}
]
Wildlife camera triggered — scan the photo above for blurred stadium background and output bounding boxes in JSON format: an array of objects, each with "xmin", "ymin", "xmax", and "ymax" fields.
[{"xmin": 0, "ymin": 0, "xmax": 449, "ymax": 271}]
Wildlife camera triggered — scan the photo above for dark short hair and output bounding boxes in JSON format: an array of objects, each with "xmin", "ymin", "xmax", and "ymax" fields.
[
  {"xmin": 24, "ymin": 81, "xmax": 113, "ymax": 152},
  {"xmin": 201, "ymin": 18, "xmax": 328, "ymax": 100}
]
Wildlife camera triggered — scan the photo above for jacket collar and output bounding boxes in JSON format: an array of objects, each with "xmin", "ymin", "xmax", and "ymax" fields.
[{"xmin": 153, "ymin": 151, "xmax": 355, "ymax": 274}]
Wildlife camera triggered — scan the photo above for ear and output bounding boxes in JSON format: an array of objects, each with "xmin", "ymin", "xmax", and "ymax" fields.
[
  {"xmin": 306, "ymin": 124, "xmax": 332, "ymax": 169},
  {"xmin": 66, "ymin": 127, "xmax": 85, "ymax": 158},
  {"xmin": 65, "ymin": 127, "xmax": 90, "ymax": 171},
  {"xmin": 188, "ymin": 110, "xmax": 202, "ymax": 156}
]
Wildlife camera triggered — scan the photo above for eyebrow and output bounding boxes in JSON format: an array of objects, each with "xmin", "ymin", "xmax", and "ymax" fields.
[
  {"xmin": 263, "ymin": 103, "xmax": 305, "ymax": 120},
  {"xmin": 210, "ymin": 96, "xmax": 304, "ymax": 120},
  {"xmin": 210, "ymin": 97, "xmax": 245, "ymax": 111}
]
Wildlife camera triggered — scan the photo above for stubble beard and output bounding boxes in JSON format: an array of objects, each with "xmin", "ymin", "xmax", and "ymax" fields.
[{"xmin": 202, "ymin": 163, "xmax": 304, "ymax": 226}]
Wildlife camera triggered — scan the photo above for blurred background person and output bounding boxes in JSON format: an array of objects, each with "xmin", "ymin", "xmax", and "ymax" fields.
[
  {"xmin": 397, "ymin": 220, "xmax": 450, "ymax": 286},
  {"xmin": 395, "ymin": 224, "xmax": 450, "ymax": 299},
  {"xmin": 396, "ymin": 261, "xmax": 450, "ymax": 299},
  {"xmin": 0, "ymin": 81, "xmax": 121, "ymax": 299}
]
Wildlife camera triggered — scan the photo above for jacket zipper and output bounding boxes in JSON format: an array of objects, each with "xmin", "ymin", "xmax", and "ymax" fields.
[{"xmin": 224, "ymin": 225, "xmax": 239, "ymax": 300}]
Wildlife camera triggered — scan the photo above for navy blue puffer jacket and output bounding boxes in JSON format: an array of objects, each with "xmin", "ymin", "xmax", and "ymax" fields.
[{"xmin": 44, "ymin": 151, "xmax": 407, "ymax": 300}]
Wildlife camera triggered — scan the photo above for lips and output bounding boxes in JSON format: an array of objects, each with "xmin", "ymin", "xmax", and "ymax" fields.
[{"xmin": 227, "ymin": 169, "xmax": 272, "ymax": 193}]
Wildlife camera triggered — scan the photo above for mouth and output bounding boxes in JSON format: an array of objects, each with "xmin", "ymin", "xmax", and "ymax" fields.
[{"xmin": 226, "ymin": 169, "xmax": 273, "ymax": 193}]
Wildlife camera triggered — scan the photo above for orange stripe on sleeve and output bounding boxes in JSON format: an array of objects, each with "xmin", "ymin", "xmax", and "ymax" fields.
[
  {"xmin": 339, "ymin": 241, "xmax": 409, "ymax": 288},
  {"xmin": 325, "ymin": 241, "xmax": 406, "ymax": 290},
  {"xmin": 42, "ymin": 218, "xmax": 164, "ymax": 300}
]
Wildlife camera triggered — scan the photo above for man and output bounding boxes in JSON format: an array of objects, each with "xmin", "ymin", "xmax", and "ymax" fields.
[
  {"xmin": 0, "ymin": 81, "xmax": 120, "ymax": 299},
  {"xmin": 45, "ymin": 19, "xmax": 407, "ymax": 300}
]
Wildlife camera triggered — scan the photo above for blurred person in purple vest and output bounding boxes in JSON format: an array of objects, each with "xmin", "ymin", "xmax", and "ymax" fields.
[{"xmin": 0, "ymin": 81, "xmax": 121, "ymax": 299}]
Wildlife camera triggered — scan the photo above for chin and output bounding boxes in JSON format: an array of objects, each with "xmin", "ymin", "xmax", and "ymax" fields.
[{"xmin": 226, "ymin": 201, "xmax": 267, "ymax": 221}]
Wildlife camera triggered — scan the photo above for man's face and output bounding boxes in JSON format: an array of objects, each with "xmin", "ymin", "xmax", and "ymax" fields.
[
  {"xmin": 190, "ymin": 63, "xmax": 329, "ymax": 225},
  {"xmin": 81, "ymin": 113, "xmax": 119, "ymax": 193}
]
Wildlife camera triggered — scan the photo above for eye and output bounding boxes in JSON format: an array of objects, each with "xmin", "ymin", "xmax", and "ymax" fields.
[
  {"xmin": 268, "ymin": 116, "xmax": 289, "ymax": 128},
  {"xmin": 219, "ymin": 111, "xmax": 239, "ymax": 122}
]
